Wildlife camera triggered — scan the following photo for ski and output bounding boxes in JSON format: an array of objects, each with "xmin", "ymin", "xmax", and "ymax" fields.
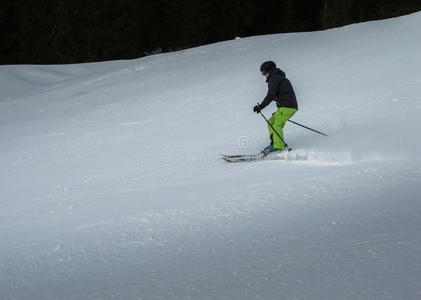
[
  {"xmin": 221, "ymin": 153, "xmax": 265, "ymax": 163},
  {"xmin": 221, "ymin": 148, "xmax": 308, "ymax": 163},
  {"xmin": 220, "ymin": 153, "xmax": 262, "ymax": 159}
]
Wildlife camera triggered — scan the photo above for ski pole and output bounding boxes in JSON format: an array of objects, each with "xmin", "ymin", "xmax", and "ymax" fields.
[
  {"xmin": 287, "ymin": 119, "xmax": 328, "ymax": 136},
  {"xmin": 257, "ymin": 105, "xmax": 291, "ymax": 151}
]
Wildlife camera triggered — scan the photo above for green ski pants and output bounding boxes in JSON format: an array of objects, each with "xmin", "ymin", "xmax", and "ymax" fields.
[{"xmin": 268, "ymin": 107, "xmax": 297, "ymax": 149}]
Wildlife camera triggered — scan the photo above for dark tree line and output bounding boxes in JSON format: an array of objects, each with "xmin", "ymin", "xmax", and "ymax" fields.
[{"xmin": 1, "ymin": 0, "xmax": 420, "ymax": 65}]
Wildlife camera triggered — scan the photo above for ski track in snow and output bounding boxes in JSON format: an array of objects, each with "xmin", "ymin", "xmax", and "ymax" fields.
[{"xmin": 1, "ymin": 12, "xmax": 421, "ymax": 300}]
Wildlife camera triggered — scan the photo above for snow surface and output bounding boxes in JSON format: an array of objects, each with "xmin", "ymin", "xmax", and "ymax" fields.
[{"xmin": 1, "ymin": 12, "xmax": 421, "ymax": 300}]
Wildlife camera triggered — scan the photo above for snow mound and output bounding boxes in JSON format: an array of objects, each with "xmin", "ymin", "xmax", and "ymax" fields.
[{"xmin": 1, "ymin": 12, "xmax": 421, "ymax": 300}]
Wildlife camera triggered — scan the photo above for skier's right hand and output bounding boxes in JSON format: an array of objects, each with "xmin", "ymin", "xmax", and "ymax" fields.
[{"xmin": 253, "ymin": 105, "xmax": 261, "ymax": 113}]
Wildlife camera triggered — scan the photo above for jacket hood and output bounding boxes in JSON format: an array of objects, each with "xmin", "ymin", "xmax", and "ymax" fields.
[{"xmin": 266, "ymin": 68, "xmax": 286, "ymax": 82}]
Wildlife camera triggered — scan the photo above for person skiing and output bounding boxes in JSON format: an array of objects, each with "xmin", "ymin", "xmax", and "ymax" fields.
[{"xmin": 253, "ymin": 61, "xmax": 298, "ymax": 155}]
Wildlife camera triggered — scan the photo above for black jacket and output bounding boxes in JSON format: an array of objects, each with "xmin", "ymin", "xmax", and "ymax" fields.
[{"xmin": 260, "ymin": 68, "xmax": 298, "ymax": 110}]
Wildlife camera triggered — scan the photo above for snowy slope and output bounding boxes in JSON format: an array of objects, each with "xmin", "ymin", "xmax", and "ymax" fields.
[{"xmin": 1, "ymin": 12, "xmax": 421, "ymax": 300}]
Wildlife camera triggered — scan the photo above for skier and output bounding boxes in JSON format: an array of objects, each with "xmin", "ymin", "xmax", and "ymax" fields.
[{"xmin": 253, "ymin": 61, "xmax": 298, "ymax": 155}]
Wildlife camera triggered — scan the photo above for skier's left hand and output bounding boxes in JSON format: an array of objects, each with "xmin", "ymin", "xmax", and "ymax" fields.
[{"xmin": 253, "ymin": 105, "xmax": 261, "ymax": 113}]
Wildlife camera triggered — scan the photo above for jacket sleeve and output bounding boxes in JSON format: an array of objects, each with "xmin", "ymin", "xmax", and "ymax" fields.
[{"xmin": 259, "ymin": 78, "xmax": 278, "ymax": 109}]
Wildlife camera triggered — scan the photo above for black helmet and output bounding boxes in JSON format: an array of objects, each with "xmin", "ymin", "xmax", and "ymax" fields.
[{"xmin": 260, "ymin": 61, "xmax": 276, "ymax": 73}]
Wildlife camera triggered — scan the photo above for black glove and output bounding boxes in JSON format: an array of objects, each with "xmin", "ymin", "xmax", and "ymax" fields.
[{"xmin": 253, "ymin": 105, "xmax": 261, "ymax": 113}]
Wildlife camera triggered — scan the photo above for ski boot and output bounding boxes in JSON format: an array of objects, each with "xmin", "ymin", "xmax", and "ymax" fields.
[{"xmin": 261, "ymin": 145, "xmax": 284, "ymax": 157}]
